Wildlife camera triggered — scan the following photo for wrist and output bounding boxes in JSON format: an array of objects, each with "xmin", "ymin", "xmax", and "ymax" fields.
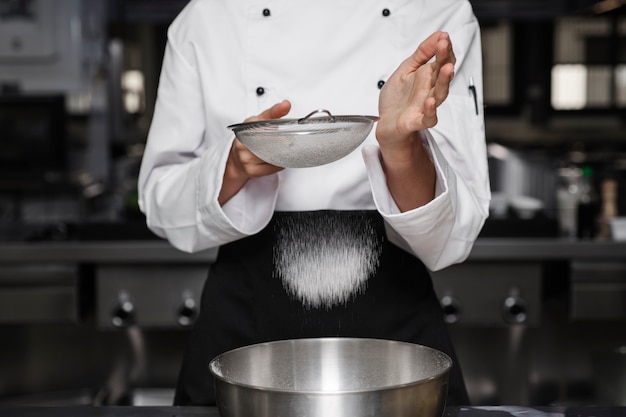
[
  {"xmin": 378, "ymin": 132, "xmax": 436, "ymax": 211},
  {"xmin": 218, "ymin": 146, "xmax": 250, "ymax": 206},
  {"xmin": 379, "ymin": 131, "xmax": 428, "ymax": 167}
]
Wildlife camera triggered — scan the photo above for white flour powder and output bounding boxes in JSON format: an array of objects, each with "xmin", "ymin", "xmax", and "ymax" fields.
[{"xmin": 274, "ymin": 213, "xmax": 382, "ymax": 309}]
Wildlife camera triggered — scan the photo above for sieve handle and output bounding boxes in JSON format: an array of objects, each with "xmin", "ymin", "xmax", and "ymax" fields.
[{"xmin": 298, "ymin": 109, "xmax": 335, "ymax": 124}]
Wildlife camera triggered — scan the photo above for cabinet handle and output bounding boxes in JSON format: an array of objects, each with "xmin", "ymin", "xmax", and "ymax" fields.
[
  {"xmin": 177, "ymin": 297, "xmax": 197, "ymax": 327},
  {"xmin": 502, "ymin": 289, "xmax": 528, "ymax": 324},
  {"xmin": 440, "ymin": 295, "xmax": 462, "ymax": 324},
  {"xmin": 111, "ymin": 291, "xmax": 135, "ymax": 327}
]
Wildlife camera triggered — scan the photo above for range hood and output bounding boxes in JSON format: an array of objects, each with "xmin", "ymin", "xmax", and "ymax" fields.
[{"xmin": 0, "ymin": 0, "xmax": 106, "ymax": 93}]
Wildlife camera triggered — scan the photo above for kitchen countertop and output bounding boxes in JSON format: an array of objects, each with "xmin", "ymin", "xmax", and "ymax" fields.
[
  {"xmin": 0, "ymin": 241, "xmax": 218, "ymax": 263},
  {"xmin": 468, "ymin": 238, "xmax": 626, "ymax": 261},
  {"xmin": 0, "ymin": 238, "xmax": 625, "ymax": 263},
  {"xmin": 0, "ymin": 406, "xmax": 624, "ymax": 417}
]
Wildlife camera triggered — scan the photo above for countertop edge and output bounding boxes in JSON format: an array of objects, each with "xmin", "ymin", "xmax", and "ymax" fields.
[
  {"xmin": 0, "ymin": 238, "xmax": 625, "ymax": 263},
  {"xmin": 0, "ymin": 405, "xmax": 625, "ymax": 417}
]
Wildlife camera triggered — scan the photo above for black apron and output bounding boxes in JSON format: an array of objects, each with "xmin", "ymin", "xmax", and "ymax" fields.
[{"xmin": 174, "ymin": 210, "xmax": 469, "ymax": 406}]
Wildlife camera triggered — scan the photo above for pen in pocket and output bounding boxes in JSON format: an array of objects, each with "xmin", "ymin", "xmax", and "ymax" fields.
[{"xmin": 468, "ymin": 77, "xmax": 478, "ymax": 115}]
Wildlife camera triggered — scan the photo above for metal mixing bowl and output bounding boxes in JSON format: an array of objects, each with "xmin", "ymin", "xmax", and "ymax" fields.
[
  {"xmin": 228, "ymin": 110, "xmax": 378, "ymax": 168},
  {"xmin": 209, "ymin": 337, "xmax": 451, "ymax": 417}
]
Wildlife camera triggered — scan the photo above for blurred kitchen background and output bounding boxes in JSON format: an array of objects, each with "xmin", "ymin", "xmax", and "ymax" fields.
[{"xmin": 1, "ymin": 0, "xmax": 626, "ymax": 408}]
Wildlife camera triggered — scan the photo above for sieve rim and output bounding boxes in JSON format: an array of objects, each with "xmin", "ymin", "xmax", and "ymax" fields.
[{"xmin": 228, "ymin": 113, "xmax": 379, "ymax": 133}]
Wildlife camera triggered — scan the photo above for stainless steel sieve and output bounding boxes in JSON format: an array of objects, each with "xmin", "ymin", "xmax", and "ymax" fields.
[{"xmin": 228, "ymin": 110, "xmax": 379, "ymax": 168}]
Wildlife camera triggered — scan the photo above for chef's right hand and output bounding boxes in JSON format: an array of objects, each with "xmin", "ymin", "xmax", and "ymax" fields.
[{"xmin": 218, "ymin": 100, "xmax": 291, "ymax": 206}]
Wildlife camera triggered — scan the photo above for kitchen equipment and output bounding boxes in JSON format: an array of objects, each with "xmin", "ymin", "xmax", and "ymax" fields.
[
  {"xmin": 609, "ymin": 217, "xmax": 626, "ymax": 241},
  {"xmin": 0, "ymin": 0, "xmax": 104, "ymax": 93},
  {"xmin": 489, "ymin": 192, "xmax": 508, "ymax": 218},
  {"xmin": 599, "ymin": 179, "xmax": 619, "ymax": 240},
  {"xmin": 96, "ymin": 264, "xmax": 209, "ymax": 329},
  {"xmin": 228, "ymin": 110, "xmax": 378, "ymax": 168},
  {"xmin": 509, "ymin": 195, "xmax": 544, "ymax": 219},
  {"xmin": 0, "ymin": 94, "xmax": 67, "ymax": 188},
  {"xmin": 209, "ymin": 337, "xmax": 451, "ymax": 417}
]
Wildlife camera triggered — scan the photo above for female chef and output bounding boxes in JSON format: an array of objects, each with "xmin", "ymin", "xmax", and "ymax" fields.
[{"xmin": 138, "ymin": 0, "xmax": 490, "ymax": 406}]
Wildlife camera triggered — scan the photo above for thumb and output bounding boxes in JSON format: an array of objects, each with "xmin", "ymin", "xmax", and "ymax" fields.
[{"xmin": 246, "ymin": 100, "xmax": 292, "ymax": 122}]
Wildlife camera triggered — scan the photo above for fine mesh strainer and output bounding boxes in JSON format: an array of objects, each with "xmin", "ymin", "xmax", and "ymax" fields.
[{"xmin": 228, "ymin": 110, "xmax": 379, "ymax": 168}]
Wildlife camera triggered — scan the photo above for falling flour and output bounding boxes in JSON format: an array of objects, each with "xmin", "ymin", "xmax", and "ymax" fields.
[{"xmin": 274, "ymin": 213, "xmax": 382, "ymax": 309}]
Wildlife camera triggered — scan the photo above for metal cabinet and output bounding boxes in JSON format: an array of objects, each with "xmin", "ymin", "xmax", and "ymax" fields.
[
  {"xmin": 431, "ymin": 261, "xmax": 543, "ymax": 326},
  {"xmin": 96, "ymin": 264, "xmax": 209, "ymax": 329},
  {"xmin": 570, "ymin": 261, "xmax": 626, "ymax": 321},
  {"xmin": 0, "ymin": 264, "xmax": 79, "ymax": 323}
]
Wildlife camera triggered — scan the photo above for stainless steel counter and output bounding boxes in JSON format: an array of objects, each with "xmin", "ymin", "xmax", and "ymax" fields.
[
  {"xmin": 469, "ymin": 238, "xmax": 626, "ymax": 261},
  {"xmin": 0, "ymin": 238, "xmax": 624, "ymax": 263},
  {"xmin": 0, "ymin": 241, "xmax": 218, "ymax": 263},
  {"xmin": 0, "ymin": 406, "xmax": 217, "ymax": 417}
]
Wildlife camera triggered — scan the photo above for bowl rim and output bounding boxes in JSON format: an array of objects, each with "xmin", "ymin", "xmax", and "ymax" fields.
[{"xmin": 208, "ymin": 337, "xmax": 452, "ymax": 394}]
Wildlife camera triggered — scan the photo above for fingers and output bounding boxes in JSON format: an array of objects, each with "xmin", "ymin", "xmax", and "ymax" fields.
[
  {"xmin": 435, "ymin": 33, "xmax": 456, "ymax": 69},
  {"xmin": 432, "ymin": 62, "xmax": 454, "ymax": 106},
  {"xmin": 424, "ymin": 38, "xmax": 455, "ymax": 108},
  {"xmin": 219, "ymin": 139, "xmax": 282, "ymax": 205},
  {"xmin": 422, "ymin": 96, "xmax": 438, "ymax": 128},
  {"xmin": 404, "ymin": 31, "xmax": 453, "ymax": 72},
  {"xmin": 430, "ymin": 33, "xmax": 455, "ymax": 81},
  {"xmin": 232, "ymin": 100, "xmax": 290, "ymax": 179},
  {"xmin": 398, "ymin": 31, "xmax": 454, "ymax": 110},
  {"xmin": 231, "ymin": 139, "xmax": 284, "ymax": 178}
]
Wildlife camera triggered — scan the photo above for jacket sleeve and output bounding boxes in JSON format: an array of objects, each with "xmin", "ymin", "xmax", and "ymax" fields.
[
  {"xmin": 137, "ymin": 34, "xmax": 278, "ymax": 253},
  {"xmin": 362, "ymin": 15, "xmax": 491, "ymax": 271}
]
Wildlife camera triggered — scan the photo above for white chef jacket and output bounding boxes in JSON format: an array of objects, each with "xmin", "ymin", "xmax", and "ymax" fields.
[{"xmin": 138, "ymin": 0, "xmax": 490, "ymax": 271}]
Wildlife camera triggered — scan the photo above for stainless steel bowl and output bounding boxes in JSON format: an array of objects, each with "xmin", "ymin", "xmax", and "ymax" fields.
[{"xmin": 209, "ymin": 337, "xmax": 451, "ymax": 417}]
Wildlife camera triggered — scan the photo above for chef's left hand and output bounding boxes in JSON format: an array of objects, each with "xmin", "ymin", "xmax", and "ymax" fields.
[
  {"xmin": 376, "ymin": 31, "xmax": 455, "ymax": 148},
  {"xmin": 374, "ymin": 31, "xmax": 455, "ymax": 212}
]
